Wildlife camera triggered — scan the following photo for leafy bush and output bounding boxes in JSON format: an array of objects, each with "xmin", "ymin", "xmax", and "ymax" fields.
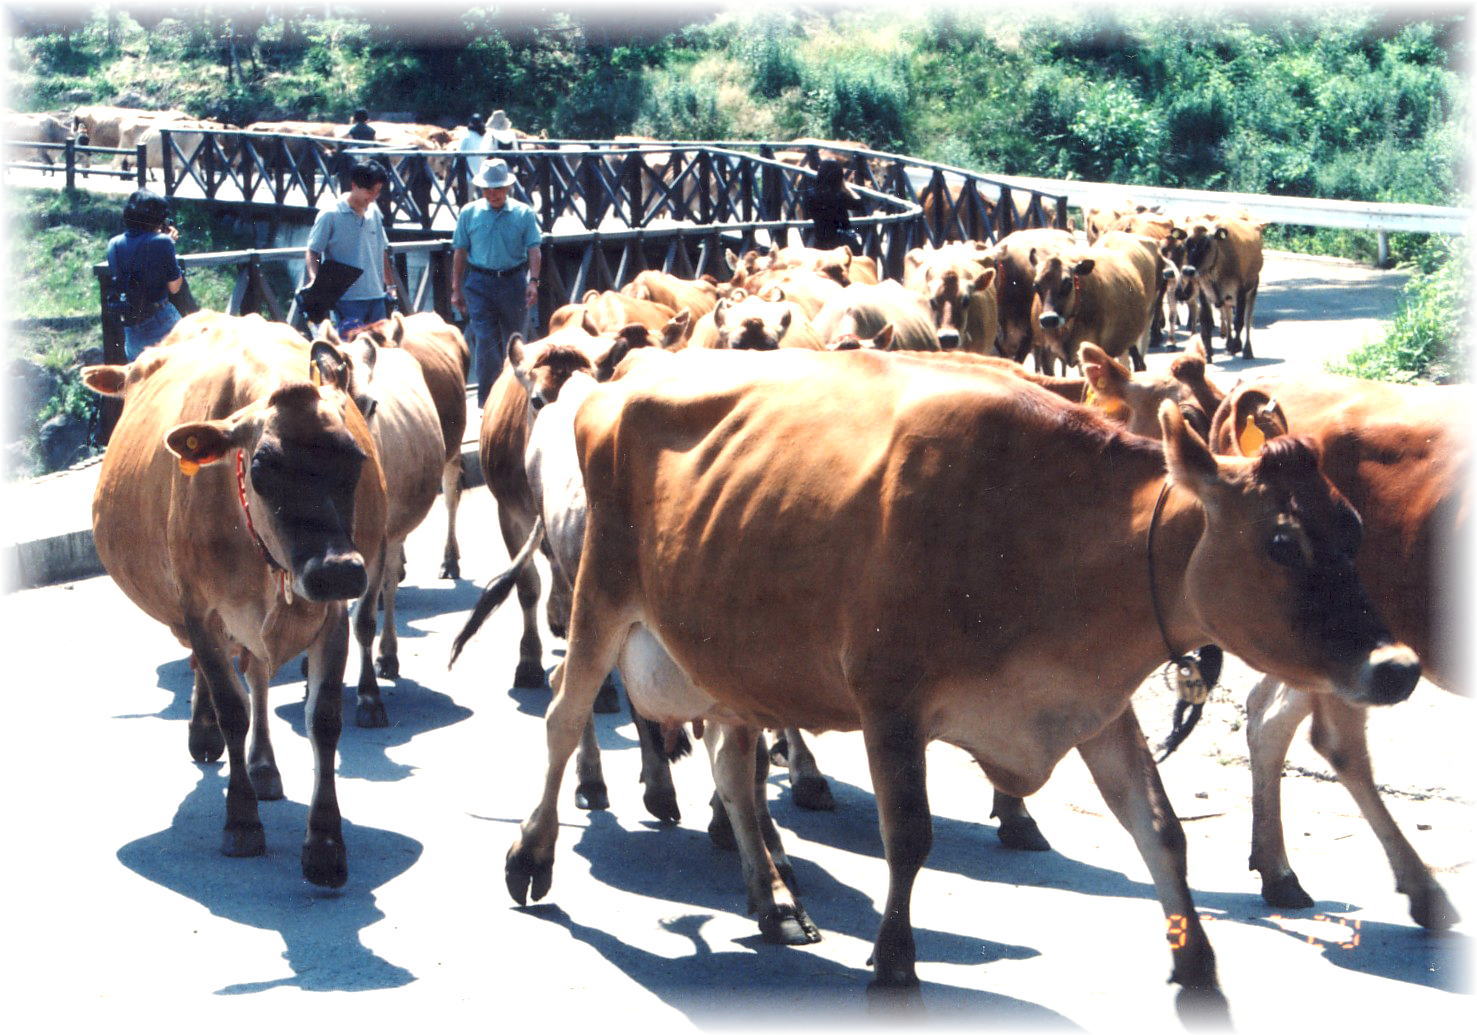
[{"xmin": 1330, "ymin": 240, "xmax": 1469, "ymax": 383}]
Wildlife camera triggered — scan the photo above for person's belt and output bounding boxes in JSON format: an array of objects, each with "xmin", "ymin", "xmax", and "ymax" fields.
[{"xmin": 467, "ymin": 262, "xmax": 527, "ymax": 278}]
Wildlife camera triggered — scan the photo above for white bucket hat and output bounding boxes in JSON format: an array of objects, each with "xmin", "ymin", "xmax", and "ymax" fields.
[
  {"xmin": 472, "ymin": 158, "xmax": 516, "ymax": 189},
  {"xmin": 489, "ymin": 110, "xmax": 512, "ymax": 131}
]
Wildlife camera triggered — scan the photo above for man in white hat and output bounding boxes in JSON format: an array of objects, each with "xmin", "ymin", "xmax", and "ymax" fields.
[
  {"xmin": 487, "ymin": 109, "xmax": 519, "ymax": 150},
  {"xmin": 451, "ymin": 157, "xmax": 542, "ymax": 405}
]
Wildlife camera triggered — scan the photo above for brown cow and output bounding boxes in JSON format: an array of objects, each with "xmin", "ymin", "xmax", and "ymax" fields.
[
  {"xmin": 82, "ymin": 313, "xmax": 387, "ymax": 888},
  {"xmin": 813, "ymin": 281, "xmax": 938, "ymax": 352},
  {"xmin": 5, "ymin": 112, "xmax": 72, "ymax": 166},
  {"xmin": 1205, "ymin": 374, "xmax": 1469, "ymax": 930},
  {"xmin": 902, "ymin": 243, "xmax": 1000, "ymax": 353},
  {"xmin": 308, "ymin": 322, "xmax": 443, "ymax": 727},
  {"xmin": 1031, "ymin": 232, "xmax": 1157, "ymax": 371},
  {"xmin": 621, "ymin": 269, "xmax": 719, "ymax": 320},
  {"xmin": 1177, "ymin": 211, "xmax": 1266, "ymax": 358},
  {"xmin": 505, "ymin": 345, "xmax": 1417, "ymax": 1014},
  {"xmin": 351, "ymin": 312, "xmax": 470, "ymax": 579},
  {"xmin": 74, "ymin": 105, "xmax": 188, "ymax": 149},
  {"xmin": 985, "ymin": 227, "xmax": 1076, "ymax": 373},
  {"xmin": 708, "ymin": 291, "xmax": 823, "ymax": 351}
]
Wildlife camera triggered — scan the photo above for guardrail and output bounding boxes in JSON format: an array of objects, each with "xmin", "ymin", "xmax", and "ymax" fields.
[{"xmin": 3, "ymin": 137, "xmax": 152, "ymax": 188}]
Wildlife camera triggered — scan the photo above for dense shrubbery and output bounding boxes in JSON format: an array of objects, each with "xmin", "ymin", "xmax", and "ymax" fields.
[{"xmin": 1331, "ymin": 239, "xmax": 1469, "ymax": 384}]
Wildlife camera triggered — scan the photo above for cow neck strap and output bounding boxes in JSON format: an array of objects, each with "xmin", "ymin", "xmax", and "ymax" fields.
[
  {"xmin": 1147, "ymin": 480, "xmax": 1219, "ymax": 703},
  {"xmin": 235, "ymin": 448, "xmax": 294, "ymax": 605},
  {"xmin": 1146, "ymin": 479, "xmax": 1183, "ymax": 667}
]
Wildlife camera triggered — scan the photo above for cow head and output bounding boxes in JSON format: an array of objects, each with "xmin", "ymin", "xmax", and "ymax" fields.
[
  {"xmin": 1161, "ymin": 403, "xmax": 1420, "ymax": 705},
  {"xmin": 924, "ymin": 264, "xmax": 996, "ymax": 351},
  {"xmin": 508, "ymin": 334, "xmax": 595, "ymax": 414},
  {"xmin": 1032, "ymin": 252, "xmax": 1094, "ymax": 362},
  {"xmin": 825, "ymin": 323, "xmax": 894, "ymax": 352},
  {"xmin": 1078, "ymin": 343, "xmax": 1209, "ymax": 438},
  {"xmin": 310, "ymin": 322, "xmax": 378, "ymax": 421},
  {"xmin": 712, "ymin": 293, "xmax": 792, "ymax": 350},
  {"xmin": 164, "ymin": 375, "xmax": 373, "ymax": 603}
]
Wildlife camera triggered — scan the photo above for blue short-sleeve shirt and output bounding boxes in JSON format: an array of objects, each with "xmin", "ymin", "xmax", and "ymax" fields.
[
  {"xmin": 306, "ymin": 198, "xmax": 390, "ymax": 301},
  {"xmin": 452, "ymin": 196, "xmax": 542, "ymax": 270},
  {"xmin": 106, "ymin": 230, "xmax": 182, "ymax": 305}
]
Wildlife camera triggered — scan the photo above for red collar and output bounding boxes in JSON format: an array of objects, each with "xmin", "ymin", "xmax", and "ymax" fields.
[{"xmin": 236, "ymin": 449, "xmax": 294, "ymax": 604}]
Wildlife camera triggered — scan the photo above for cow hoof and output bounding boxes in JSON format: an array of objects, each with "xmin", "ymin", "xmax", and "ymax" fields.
[
  {"xmin": 1260, "ymin": 872, "xmax": 1314, "ymax": 910},
  {"xmin": 759, "ymin": 902, "xmax": 821, "ymax": 945},
  {"xmin": 593, "ymin": 679, "xmax": 620, "ymax": 714},
  {"xmin": 1174, "ymin": 984, "xmax": 1230, "ymax": 1029},
  {"xmin": 793, "ymin": 775, "xmax": 836, "ymax": 811},
  {"xmin": 997, "ymin": 817, "xmax": 1051, "ymax": 852},
  {"xmin": 189, "ymin": 723, "xmax": 225, "ymax": 763},
  {"xmin": 249, "ymin": 764, "xmax": 284, "ymax": 801},
  {"xmin": 643, "ymin": 787, "xmax": 681, "ymax": 825},
  {"xmin": 769, "ymin": 737, "xmax": 790, "ymax": 768},
  {"xmin": 708, "ymin": 811, "xmax": 737, "ymax": 852},
  {"xmin": 548, "ymin": 615, "xmax": 569, "ymax": 639},
  {"xmin": 355, "ymin": 698, "xmax": 389, "ymax": 728},
  {"xmin": 222, "ymin": 822, "xmax": 266, "ymax": 858},
  {"xmin": 514, "ymin": 660, "xmax": 548, "ymax": 690},
  {"xmin": 375, "ymin": 655, "xmax": 399, "ymax": 680},
  {"xmin": 1409, "ymin": 884, "xmax": 1461, "ymax": 930},
  {"xmin": 1227, "ymin": 338, "xmax": 1243, "ymax": 356},
  {"xmin": 574, "ymin": 781, "xmax": 609, "ymax": 811},
  {"xmin": 302, "ymin": 837, "xmax": 348, "ymax": 889},
  {"xmin": 439, "ymin": 560, "xmax": 460, "ymax": 580},
  {"xmin": 505, "ymin": 842, "xmax": 553, "ymax": 906},
  {"xmin": 864, "ymin": 973, "xmax": 922, "ymax": 1009}
]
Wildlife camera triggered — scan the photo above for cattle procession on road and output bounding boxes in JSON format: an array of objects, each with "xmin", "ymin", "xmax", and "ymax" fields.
[{"xmin": 8, "ymin": 100, "xmax": 1469, "ymax": 1030}]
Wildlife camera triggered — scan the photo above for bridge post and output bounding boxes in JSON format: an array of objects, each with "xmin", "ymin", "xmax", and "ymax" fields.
[
  {"xmin": 162, "ymin": 129, "xmax": 174, "ymax": 195},
  {"xmin": 65, "ymin": 138, "xmax": 76, "ymax": 191},
  {"xmin": 429, "ymin": 245, "xmax": 454, "ymax": 322},
  {"xmin": 96, "ymin": 269, "xmax": 125, "ymax": 444},
  {"xmin": 135, "ymin": 145, "xmax": 147, "ymax": 188}
]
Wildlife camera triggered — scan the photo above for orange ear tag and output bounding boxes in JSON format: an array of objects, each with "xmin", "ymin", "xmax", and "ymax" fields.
[
  {"xmin": 310, "ymin": 363, "xmax": 323, "ymax": 387},
  {"xmin": 1237, "ymin": 421, "xmax": 1266, "ymax": 457},
  {"xmin": 178, "ymin": 458, "xmax": 201, "ymax": 477}
]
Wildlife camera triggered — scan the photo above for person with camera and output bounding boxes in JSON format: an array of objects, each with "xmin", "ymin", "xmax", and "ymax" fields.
[
  {"xmin": 105, "ymin": 189, "xmax": 185, "ymax": 360},
  {"xmin": 800, "ymin": 158, "xmax": 866, "ymax": 253},
  {"xmin": 305, "ymin": 159, "xmax": 398, "ymax": 336}
]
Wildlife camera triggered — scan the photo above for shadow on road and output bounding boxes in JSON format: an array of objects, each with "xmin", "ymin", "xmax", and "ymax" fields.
[
  {"xmin": 116, "ymin": 765, "xmax": 422, "ymax": 994},
  {"xmin": 1257, "ymin": 274, "xmax": 1408, "ymax": 324}
]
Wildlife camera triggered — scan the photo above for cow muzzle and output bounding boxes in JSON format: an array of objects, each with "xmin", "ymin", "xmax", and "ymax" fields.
[
  {"xmin": 1038, "ymin": 312, "xmax": 1061, "ymax": 330},
  {"xmin": 937, "ymin": 329, "xmax": 960, "ymax": 349},
  {"xmin": 1344, "ymin": 643, "xmax": 1421, "ymax": 706},
  {"xmin": 300, "ymin": 550, "xmax": 368, "ymax": 601}
]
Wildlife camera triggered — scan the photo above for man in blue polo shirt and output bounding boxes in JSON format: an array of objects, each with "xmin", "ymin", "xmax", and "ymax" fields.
[
  {"xmin": 305, "ymin": 160, "xmax": 398, "ymax": 336},
  {"xmin": 451, "ymin": 158, "xmax": 542, "ymax": 405}
]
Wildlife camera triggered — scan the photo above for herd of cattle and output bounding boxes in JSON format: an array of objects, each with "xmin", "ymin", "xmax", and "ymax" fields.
[{"xmin": 76, "ymin": 201, "xmax": 1465, "ymax": 1018}]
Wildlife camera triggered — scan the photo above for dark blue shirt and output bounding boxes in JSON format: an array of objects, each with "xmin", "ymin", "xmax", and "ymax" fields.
[{"xmin": 106, "ymin": 229, "xmax": 182, "ymax": 305}]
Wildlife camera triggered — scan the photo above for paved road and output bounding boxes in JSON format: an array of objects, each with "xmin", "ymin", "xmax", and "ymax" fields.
[{"xmin": 4, "ymin": 252, "xmax": 1471, "ymax": 1032}]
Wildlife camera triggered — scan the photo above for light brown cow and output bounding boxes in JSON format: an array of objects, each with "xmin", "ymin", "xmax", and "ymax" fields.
[
  {"xmin": 813, "ymin": 280, "xmax": 938, "ymax": 352},
  {"xmin": 1206, "ymin": 374, "xmax": 1470, "ymax": 930},
  {"xmin": 1177, "ymin": 212, "xmax": 1266, "ymax": 358},
  {"xmin": 902, "ymin": 242, "xmax": 1000, "ymax": 353},
  {"xmin": 707, "ymin": 291, "xmax": 823, "ymax": 351},
  {"xmin": 506, "ymin": 345, "xmax": 1417, "ymax": 1014},
  {"xmin": 5, "ymin": 112, "xmax": 72, "ymax": 165},
  {"xmin": 308, "ymin": 322, "xmax": 443, "ymax": 727},
  {"xmin": 82, "ymin": 312, "xmax": 388, "ymax": 888},
  {"xmin": 132, "ymin": 117, "xmax": 237, "ymax": 177},
  {"xmin": 74, "ymin": 105, "xmax": 188, "ymax": 148},
  {"xmin": 621, "ymin": 270, "xmax": 719, "ymax": 320},
  {"xmin": 1031, "ymin": 232, "xmax": 1157, "ymax": 370},
  {"xmin": 351, "ymin": 312, "xmax": 471, "ymax": 580}
]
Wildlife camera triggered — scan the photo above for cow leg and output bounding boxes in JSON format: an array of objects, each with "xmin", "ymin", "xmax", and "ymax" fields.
[
  {"xmin": 1195, "ymin": 293, "xmax": 1216, "ymax": 357},
  {"xmin": 1246, "ymin": 674, "xmax": 1316, "ymax": 908},
  {"xmin": 352, "ymin": 544, "xmax": 389, "ymax": 728},
  {"xmin": 1235, "ymin": 283, "xmax": 1258, "ymax": 359},
  {"xmin": 573, "ymin": 714, "xmax": 610, "ymax": 811},
  {"xmin": 1128, "ymin": 344, "xmax": 1147, "ymax": 372},
  {"xmin": 630, "ymin": 696, "xmax": 681, "ymax": 824},
  {"xmin": 705, "ymin": 723, "xmax": 818, "ymax": 945},
  {"xmin": 301, "ymin": 604, "xmax": 351, "ymax": 887},
  {"xmin": 1219, "ymin": 294, "xmax": 1239, "ymax": 355},
  {"xmin": 374, "ymin": 536, "xmax": 406, "ymax": 680},
  {"xmin": 861, "ymin": 712, "xmax": 930, "ymax": 996},
  {"xmin": 241, "ymin": 652, "xmax": 284, "ymax": 801},
  {"xmin": 991, "ymin": 790, "xmax": 1050, "ymax": 851},
  {"xmin": 1149, "ymin": 279, "xmax": 1167, "ymax": 349},
  {"xmin": 505, "ymin": 610, "xmax": 624, "ymax": 906},
  {"xmin": 1308, "ymin": 695, "xmax": 1460, "ymax": 930},
  {"xmin": 499, "ymin": 508, "xmax": 547, "ymax": 690},
  {"xmin": 185, "ymin": 624, "xmax": 265, "ymax": 859},
  {"xmin": 782, "ymin": 727, "xmax": 836, "ymax": 811},
  {"xmin": 1076, "ymin": 704, "xmax": 1225, "ymax": 1019},
  {"xmin": 439, "ymin": 454, "xmax": 462, "ymax": 580},
  {"xmin": 187, "ymin": 662, "xmax": 225, "ymax": 763}
]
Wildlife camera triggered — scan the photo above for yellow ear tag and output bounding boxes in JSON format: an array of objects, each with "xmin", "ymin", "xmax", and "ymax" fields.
[
  {"xmin": 1237, "ymin": 420, "xmax": 1267, "ymax": 457},
  {"xmin": 178, "ymin": 458, "xmax": 201, "ymax": 477},
  {"xmin": 310, "ymin": 363, "xmax": 323, "ymax": 386}
]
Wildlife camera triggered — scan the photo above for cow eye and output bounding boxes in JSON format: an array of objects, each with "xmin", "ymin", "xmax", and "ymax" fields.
[{"xmin": 1266, "ymin": 532, "xmax": 1303, "ymax": 568}]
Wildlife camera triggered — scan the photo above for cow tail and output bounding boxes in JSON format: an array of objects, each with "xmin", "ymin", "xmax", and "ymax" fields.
[{"xmin": 449, "ymin": 516, "xmax": 544, "ymax": 669}]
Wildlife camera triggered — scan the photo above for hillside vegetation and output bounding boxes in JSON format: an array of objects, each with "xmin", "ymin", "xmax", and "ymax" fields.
[{"xmin": 2, "ymin": 4, "xmax": 1468, "ymax": 475}]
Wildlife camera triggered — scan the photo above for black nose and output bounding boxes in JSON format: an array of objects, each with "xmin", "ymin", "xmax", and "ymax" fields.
[
  {"xmin": 1038, "ymin": 313, "xmax": 1060, "ymax": 329},
  {"xmin": 938, "ymin": 330, "xmax": 960, "ymax": 349},
  {"xmin": 1364, "ymin": 650, "xmax": 1421, "ymax": 705},
  {"xmin": 300, "ymin": 552, "xmax": 367, "ymax": 601},
  {"xmin": 530, "ymin": 395, "xmax": 546, "ymax": 411},
  {"xmin": 1182, "ymin": 265, "xmax": 1197, "ymax": 277}
]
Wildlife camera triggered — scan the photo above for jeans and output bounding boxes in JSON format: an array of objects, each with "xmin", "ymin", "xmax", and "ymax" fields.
[
  {"xmin": 464, "ymin": 269, "xmax": 528, "ymax": 406},
  {"xmin": 335, "ymin": 296, "xmax": 389, "ymax": 338},
  {"xmin": 123, "ymin": 300, "xmax": 182, "ymax": 360}
]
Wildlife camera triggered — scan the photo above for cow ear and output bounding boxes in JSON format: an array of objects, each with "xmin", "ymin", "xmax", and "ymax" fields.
[
  {"xmin": 761, "ymin": 284, "xmax": 785, "ymax": 303},
  {"xmin": 581, "ymin": 289, "xmax": 600, "ymax": 304},
  {"xmin": 904, "ymin": 248, "xmax": 924, "ymax": 271},
  {"xmin": 873, "ymin": 323, "xmax": 894, "ymax": 349},
  {"xmin": 699, "ymin": 273, "xmax": 718, "ymax": 285},
  {"xmin": 1071, "ymin": 258, "xmax": 1096, "ymax": 277},
  {"xmin": 164, "ymin": 419, "xmax": 237, "ymax": 476},
  {"xmin": 713, "ymin": 297, "xmax": 729, "ymax": 328},
  {"xmin": 1028, "ymin": 247, "xmax": 1037, "ymax": 266},
  {"xmin": 506, "ymin": 334, "xmax": 527, "ymax": 370},
  {"xmin": 1215, "ymin": 227, "xmax": 1229, "ymax": 240},
  {"xmin": 81, "ymin": 365, "xmax": 128, "ymax": 397},
  {"xmin": 310, "ymin": 340, "xmax": 350, "ymax": 391},
  {"xmin": 1160, "ymin": 400, "xmax": 1221, "ymax": 496},
  {"xmin": 388, "ymin": 311, "xmax": 407, "ymax": 345},
  {"xmin": 625, "ymin": 280, "xmax": 649, "ymax": 301},
  {"xmin": 778, "ymin": 307, "xmax": 792, "ymax": 335},
  {"xmin": 972, "ymin": 268, "xmax": 996, "ymax": 292},
  {"xmin": 829, "ymin": 334, "xmax": 861, "ymax": 351},
  {"xmin": 1081, "ymin": 342, "xmax": 1130, "ymax": 395},
  {"xmin": 1226, "ymin": 388, "xmax": 1290, "ymax": 457},
  {"xmin": 315, "ymin": 319, "xmax": 340, "ymax": 345},
  {"xmin": 1170, "ymin": 226, "xmax": 1187, "ymax": 241},
  {"xmin": 662, "ymin": 308, "xmax": 692, "ymax": 348}
]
